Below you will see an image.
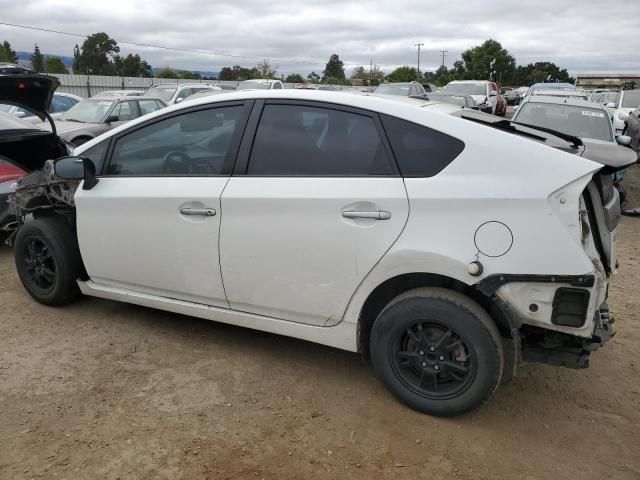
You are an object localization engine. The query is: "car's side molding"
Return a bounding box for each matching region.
[77,280,359,352]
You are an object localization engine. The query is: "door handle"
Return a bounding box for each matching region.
[180,207,216,217]
[342,210,391,220]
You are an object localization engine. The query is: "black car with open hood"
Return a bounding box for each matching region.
[0,74,69,230]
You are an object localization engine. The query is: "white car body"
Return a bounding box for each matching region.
[442,80,498,114]
[530,89,589,101]
[603,90,640,135]
[67,90,608,346]
[12,89,628,415]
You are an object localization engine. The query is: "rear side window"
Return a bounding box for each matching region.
[381,115,464,177]
[247,104,394,176]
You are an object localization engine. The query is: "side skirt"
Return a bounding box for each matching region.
[77,280,358,352]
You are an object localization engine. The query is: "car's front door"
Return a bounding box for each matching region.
[219,101,409,326]
[74,101,251,307]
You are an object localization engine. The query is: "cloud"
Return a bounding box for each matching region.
[0,0,638,75]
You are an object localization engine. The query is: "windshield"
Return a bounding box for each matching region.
[443,83,486,96]
[427,93,467,107]
[143,86,177,103]
[375,84,410,96]
[61,99,115,123]
[0,104,12,112]
[237,81,272,90]
[622,92,640,108]
[514,103,613,142]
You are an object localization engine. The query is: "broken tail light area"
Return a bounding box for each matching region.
[0,157,27,184]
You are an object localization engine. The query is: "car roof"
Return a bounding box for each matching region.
[530,82,576,89]
[0,110,45,131]
[84,96,119,102]
[520,96,607,109]
[446,80,488,84]
[74,89,465,154]
[532,89,587,96]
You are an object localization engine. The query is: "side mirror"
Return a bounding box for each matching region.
[53,156,99,190]
[14,110,26,118]
[616,135,632,146]
[489,91,497,97]
[175,97,184,103]
[618,112,629,122]
[606,102,616,108]
[106,115,119,123]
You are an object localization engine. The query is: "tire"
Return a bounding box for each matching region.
[370,287,503,417]
[14,216,83,306]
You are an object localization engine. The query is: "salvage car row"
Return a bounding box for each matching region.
[1,71,639,417]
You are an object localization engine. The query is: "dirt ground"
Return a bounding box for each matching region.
[1,182,640,480]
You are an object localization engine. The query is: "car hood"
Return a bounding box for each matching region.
[0,74,59,120]
[580,140,637,172]
[40,120,98,134]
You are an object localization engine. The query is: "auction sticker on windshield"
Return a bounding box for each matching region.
[582,111,605,118]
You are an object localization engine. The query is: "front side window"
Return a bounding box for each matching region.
[381,115,465,177]
[106,106,246,176]
[113,101,137,121]
[247,104,393,176]
[80,140,109,173]
[138,99,163,116]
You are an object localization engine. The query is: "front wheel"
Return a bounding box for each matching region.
[14,217,84,306]
[370,287,503,416]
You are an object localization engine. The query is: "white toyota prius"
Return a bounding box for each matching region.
[7,87,636,416]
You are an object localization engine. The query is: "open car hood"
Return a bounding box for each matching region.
[580,140,638,173]
[0,74,59,121]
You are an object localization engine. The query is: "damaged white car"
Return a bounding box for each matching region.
[7,90,635,416]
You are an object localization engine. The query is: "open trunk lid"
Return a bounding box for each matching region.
[0,74,60,121]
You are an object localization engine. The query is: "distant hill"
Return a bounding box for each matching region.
[17,51,219,78]
[16,51,74,69]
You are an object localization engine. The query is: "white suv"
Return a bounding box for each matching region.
[8,91,633,416]
[442,80,499,114]
[142,83,223,105]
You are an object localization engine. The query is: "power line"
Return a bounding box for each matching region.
[0,21,403,70]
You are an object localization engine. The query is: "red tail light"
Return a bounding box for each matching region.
[0,158,27,183]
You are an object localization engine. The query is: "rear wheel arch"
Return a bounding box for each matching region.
[357,272,514,357]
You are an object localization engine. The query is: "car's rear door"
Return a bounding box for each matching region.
[74,101,252,307]
[219,100,409,326]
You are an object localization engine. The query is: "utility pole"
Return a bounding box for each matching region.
[370,57,373,84]
[440,50,448,67]
[414,43,424,73]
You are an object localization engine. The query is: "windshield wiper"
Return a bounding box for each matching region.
[62,118,83,123]
[512,121,583,148]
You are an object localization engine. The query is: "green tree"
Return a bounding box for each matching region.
[323,54,345,81]
[0,40,18,63]
[513,62,574,86]
[459,39,515,84]
[113,53,153,77]
[44,57,68,74]
[75,32,120,75]
[307,71,320,83]
[433,65,453,86]
[285,73,305,83]
[156,66,180,78]
[386,66,420,82]
[254,59,277,79]
[31,44,45,72]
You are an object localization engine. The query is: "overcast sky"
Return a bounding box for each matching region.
[1,0,638,76]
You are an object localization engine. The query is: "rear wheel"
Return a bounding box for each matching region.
[14,217,83,306]
[370,287,503,416]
